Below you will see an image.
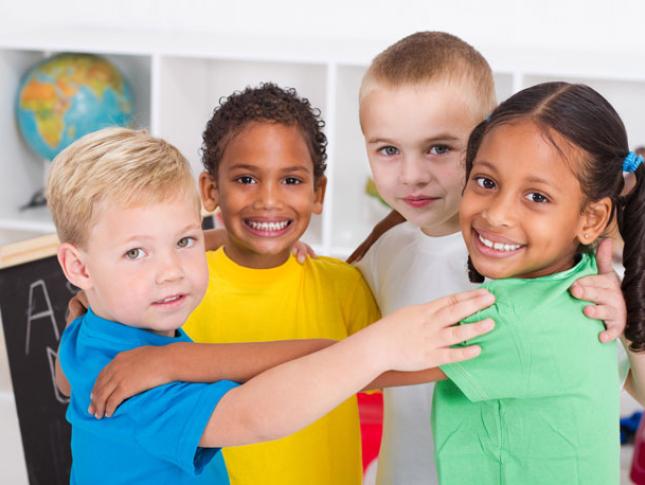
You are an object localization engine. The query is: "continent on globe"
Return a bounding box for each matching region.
[16,53,135,161]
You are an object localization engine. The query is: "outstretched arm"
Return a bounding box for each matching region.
[89,339,335,418]
[200,289,494,447]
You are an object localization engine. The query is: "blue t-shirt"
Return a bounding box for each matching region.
[59,309,238,485]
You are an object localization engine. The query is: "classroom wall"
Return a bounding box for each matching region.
[1,0,644,56]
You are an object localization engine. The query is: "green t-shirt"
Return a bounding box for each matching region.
[432,253,620,485]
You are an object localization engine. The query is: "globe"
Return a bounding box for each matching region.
[16,53,135,161]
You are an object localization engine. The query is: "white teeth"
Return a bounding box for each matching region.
[159,295,180,303]
[248,220,289,231]
[478,234,521,252]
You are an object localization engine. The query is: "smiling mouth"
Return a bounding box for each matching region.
[152,294,187,307]
[244,218,293,236]
[474,230,525,256]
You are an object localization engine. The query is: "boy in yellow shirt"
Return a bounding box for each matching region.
[184,83,380,484]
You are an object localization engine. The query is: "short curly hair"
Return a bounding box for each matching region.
[202,83,327,183]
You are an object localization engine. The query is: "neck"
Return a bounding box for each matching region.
[222,244,291,269]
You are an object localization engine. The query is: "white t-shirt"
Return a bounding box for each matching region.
[356,223,475,485]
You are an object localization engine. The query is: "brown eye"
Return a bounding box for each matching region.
[475,177,495,190]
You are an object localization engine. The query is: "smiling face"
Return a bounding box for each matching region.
[460,119,600,279]
[201,122,325,269]
[79,190,208,335]
[360,80,483,236]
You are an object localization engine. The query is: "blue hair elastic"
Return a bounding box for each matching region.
[623,151,643,173]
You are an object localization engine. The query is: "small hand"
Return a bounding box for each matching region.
[569,238,626,343]
[66,291,88,326]
[291,241,316,264]
[89,345,170,419]
[377,289,496,372]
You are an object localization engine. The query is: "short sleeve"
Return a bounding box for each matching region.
[343,271,381,336]
[124,379,238,476]
[440,303,532,402]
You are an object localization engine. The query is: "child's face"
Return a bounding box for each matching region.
[360,81,482,236]
[201,122,325,268]
[460,119,591,279]
[80,191,208,335]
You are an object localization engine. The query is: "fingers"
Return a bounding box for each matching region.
[442,319,494,347]
[291,242,317,264]
[595,238,614,275]
[583,305,623,343]
[430,289,495,321]
[571,273,620,296]
[440,344,482,364]
[571,283,622,307]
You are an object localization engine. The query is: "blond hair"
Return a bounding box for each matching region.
[46,128,199,247]
[360,31,496,118]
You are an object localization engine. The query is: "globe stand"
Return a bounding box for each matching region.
[19,160,50,211]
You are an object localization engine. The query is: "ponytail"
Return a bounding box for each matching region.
[618,164,645,351]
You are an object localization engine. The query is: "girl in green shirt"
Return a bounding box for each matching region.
[433,82,645,485]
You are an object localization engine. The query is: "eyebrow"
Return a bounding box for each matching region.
[228,163,312,174]
[367,133,461,145]
[121,223,202,244]
[474,160,560,190]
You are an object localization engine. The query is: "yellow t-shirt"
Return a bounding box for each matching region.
[183,248,381,485]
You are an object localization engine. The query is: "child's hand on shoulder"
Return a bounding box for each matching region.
[569,238,626,343]
[371,289,496,372]
[291,240,316,264]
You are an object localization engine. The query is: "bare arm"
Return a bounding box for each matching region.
[90,339,335,418]
[200,289,495,447]
[364,367,447,390]
[622,338,645,406]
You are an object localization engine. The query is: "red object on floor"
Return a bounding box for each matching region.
[357,392,383,471]
[632,415,645,484]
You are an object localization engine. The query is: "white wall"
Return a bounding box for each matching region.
[1,0,644,55]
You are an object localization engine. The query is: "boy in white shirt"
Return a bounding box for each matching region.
[353,31,628,484]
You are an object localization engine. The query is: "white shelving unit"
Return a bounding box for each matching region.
[1,28,645,256]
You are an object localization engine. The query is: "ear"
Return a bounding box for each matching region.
[199,171,219,212]
[576,197,612,246]
[312,176,327,215]
[57,243,92,291]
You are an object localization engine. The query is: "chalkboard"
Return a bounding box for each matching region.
[0,235,72,485]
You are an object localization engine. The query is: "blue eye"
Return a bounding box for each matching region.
[526,192,549,204]
[125,248,145,260]
[475,176,496,190]
[236,176,256,184]
[283,177,302,185]
[177,236,196,249]
[379,146,399,157]
[429,145,450,155]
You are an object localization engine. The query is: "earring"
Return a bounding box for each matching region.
[583,233,589,240]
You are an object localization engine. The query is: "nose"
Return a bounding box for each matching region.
[398,155,432,186]
[481,192,515,228]
[155,250,184,285]
[252,180,282,210]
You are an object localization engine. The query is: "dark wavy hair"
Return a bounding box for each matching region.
[464,82,645,350]
[201,83,327,183]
